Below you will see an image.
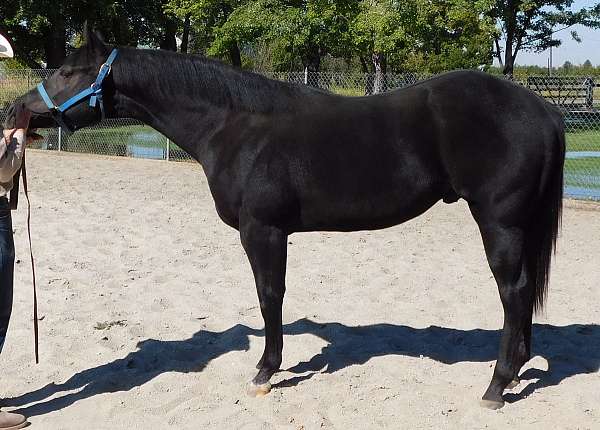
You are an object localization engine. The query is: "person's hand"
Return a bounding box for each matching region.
[2,128,18,146]
[3,128,25,147]
[3,104,32,146]
[3,129,43,146]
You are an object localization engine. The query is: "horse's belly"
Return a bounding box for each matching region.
[295,181,443,232]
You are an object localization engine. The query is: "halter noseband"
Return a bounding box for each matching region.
[36,48,118,132]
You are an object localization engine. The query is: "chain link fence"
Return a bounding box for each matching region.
[1,68,599,199]
[263,71,431,96]
[0,68,191,161]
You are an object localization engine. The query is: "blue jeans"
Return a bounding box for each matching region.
[0,196,14,354]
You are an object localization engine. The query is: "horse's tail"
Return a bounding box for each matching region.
[528,112,565,313]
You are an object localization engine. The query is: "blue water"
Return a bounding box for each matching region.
[565,151,600,159]
[127,144,166,160]
[126,131,167,160]
[565,186,600,200]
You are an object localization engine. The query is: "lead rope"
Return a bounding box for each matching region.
[20,151,39,364]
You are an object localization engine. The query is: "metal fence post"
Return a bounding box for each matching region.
[585,77,594,110]
[58,127,62,151]
[166,137,170,161]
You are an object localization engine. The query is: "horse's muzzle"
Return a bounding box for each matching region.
[4,99,57,130]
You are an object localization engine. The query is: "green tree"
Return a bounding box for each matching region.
[562,60,573,71]
[1,0,183,68]
[405,0,495,72]
[1,0,85,67]
[0,0,44,67]
[350,0,494,90]
[491,0,600,78]
[206,0,360,71]
[166,0,249,66]
[104,0,181,50]
[351,0,406,87]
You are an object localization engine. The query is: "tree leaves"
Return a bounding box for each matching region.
[3,0,598,74]
[490,0,600,77]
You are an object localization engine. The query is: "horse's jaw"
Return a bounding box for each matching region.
[3,88,57,130]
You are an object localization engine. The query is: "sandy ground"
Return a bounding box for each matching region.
[1,150,598,429]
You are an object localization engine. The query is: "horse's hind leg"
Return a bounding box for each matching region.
[470,207,534,409]
[239,215,287,397]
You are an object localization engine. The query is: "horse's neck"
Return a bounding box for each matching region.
[111,49,306,165]
[112,52,227,162]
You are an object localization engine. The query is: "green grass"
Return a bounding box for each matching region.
[566,130,600,152]
[73,125,147,136]
[330,86,365,97]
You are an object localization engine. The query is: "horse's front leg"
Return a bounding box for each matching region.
[240,214,288,397]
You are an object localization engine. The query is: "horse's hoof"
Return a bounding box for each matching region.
[506,378,520,389]
[480,399,505,410]
[247,381,272,397]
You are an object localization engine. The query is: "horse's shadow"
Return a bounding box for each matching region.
[5,319,599,417]
[276,320,600,405]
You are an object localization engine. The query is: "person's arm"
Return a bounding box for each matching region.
[0,130,25,183]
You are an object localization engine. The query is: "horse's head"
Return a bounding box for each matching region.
[4,27,116,131]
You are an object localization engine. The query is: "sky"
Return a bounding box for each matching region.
[512,0,600,67]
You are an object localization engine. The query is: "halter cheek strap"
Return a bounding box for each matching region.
[36,48,118,132]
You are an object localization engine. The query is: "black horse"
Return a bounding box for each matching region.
[5,29,565,409]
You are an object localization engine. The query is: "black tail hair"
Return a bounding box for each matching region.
[528,115,565,313]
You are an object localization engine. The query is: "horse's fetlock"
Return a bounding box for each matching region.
[493,362,515,384]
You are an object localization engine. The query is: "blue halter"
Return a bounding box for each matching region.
[36,48,118,132]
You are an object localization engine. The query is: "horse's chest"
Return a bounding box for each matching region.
[206,173,242,229]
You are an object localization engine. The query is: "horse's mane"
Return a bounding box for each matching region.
[116,47,328,114]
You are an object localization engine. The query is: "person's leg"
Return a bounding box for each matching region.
[0,196,27,429]
[0,197,15,355]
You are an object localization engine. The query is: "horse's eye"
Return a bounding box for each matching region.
[60,68,73,78]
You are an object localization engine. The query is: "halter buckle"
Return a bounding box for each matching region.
[98,62,112,76]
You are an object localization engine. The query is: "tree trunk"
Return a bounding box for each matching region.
[372,52,387,94]
[110,10,134,46]
[160,19,178,51]
[494,38,503,67]
[359,56,369,73]
[44,13,66,68]
[228,43,242,67]
[360,56,373,95]
[502,53,515,79]
[502,1,517,79]
[180,14,191,54]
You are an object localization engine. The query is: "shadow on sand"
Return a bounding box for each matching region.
[5,319,599,417]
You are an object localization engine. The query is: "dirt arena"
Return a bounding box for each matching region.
[2,151,599,429]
